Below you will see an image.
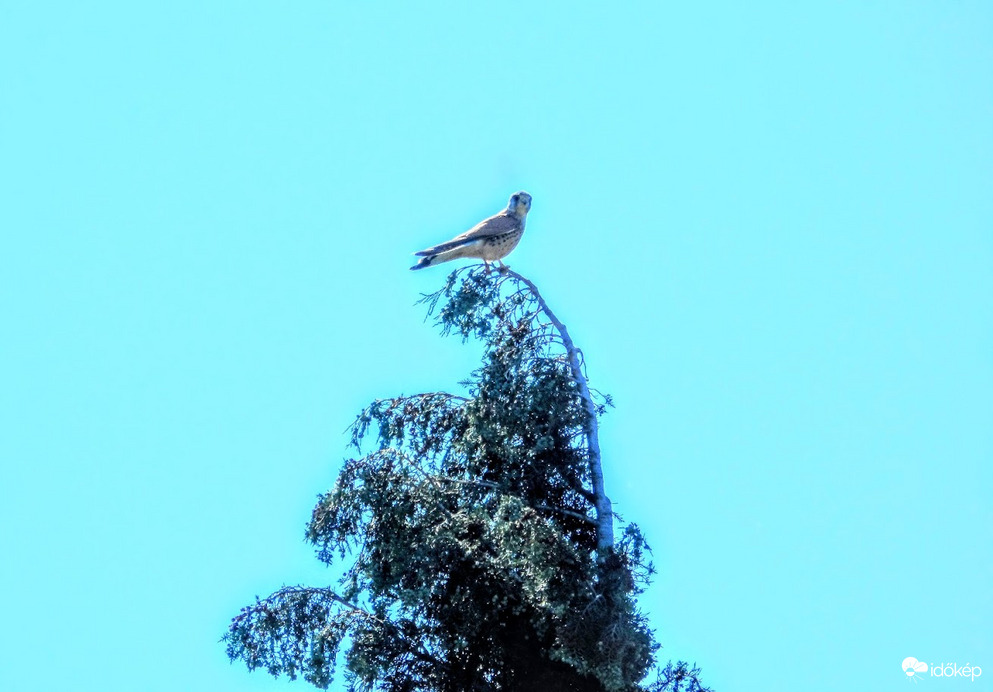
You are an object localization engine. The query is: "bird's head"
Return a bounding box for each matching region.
[509,191,532,216]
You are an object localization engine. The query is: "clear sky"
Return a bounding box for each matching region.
[1,2,991,691]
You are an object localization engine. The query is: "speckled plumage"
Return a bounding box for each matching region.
[410,192,532,271]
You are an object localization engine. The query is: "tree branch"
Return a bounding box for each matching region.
[534,504,598,527]
[501,269,615,555]
[433,476,598,527]
[269,586,445,672]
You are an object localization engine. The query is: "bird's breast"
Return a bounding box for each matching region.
[481,229,524,260]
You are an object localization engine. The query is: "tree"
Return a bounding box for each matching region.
[224,267,710,692]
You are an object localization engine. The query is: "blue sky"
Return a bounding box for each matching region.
[1,2,991,691]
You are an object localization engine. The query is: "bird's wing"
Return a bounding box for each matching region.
[414,212,519,256]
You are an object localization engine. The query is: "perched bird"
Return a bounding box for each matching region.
[410,191,532,271]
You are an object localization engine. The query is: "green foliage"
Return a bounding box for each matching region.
[225,267,709,692]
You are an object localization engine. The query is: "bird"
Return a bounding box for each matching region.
[410,191,532,271]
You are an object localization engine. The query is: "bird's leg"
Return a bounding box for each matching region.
[498,261,510,273]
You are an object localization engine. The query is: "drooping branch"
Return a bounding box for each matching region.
[252,587,447,673]
[502,269,614,556]
[276,585,380,623]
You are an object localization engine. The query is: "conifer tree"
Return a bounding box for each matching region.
[225,267,710,692]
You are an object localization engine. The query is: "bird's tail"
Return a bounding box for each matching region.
[410,254,437,270]
[410,243,478,270]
